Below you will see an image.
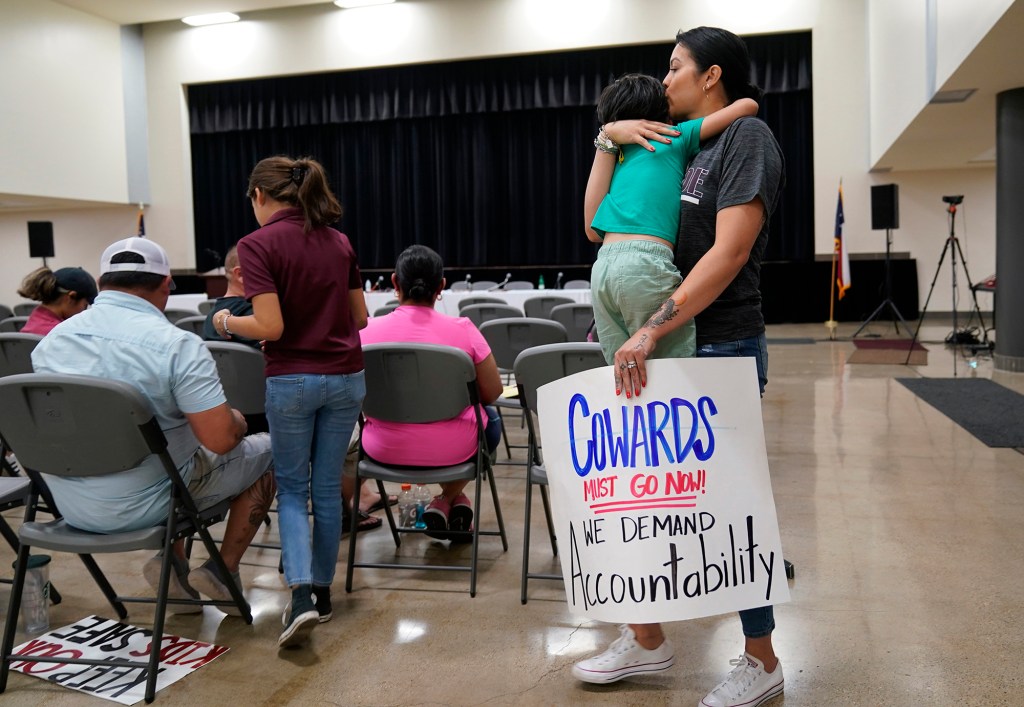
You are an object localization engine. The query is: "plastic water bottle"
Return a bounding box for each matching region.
[413,484,432,529]
[17,555,51,634]
[538,274,546,290]
[364,279,372,292]
[397,484,416,528]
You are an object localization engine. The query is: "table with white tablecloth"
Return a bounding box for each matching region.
[170,288,590,318]
[365,288,591,317]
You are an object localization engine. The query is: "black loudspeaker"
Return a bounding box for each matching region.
[27,221,55,258]
[871,184,899,230]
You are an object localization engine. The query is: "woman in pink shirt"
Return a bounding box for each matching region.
[17,266,97,335]
[360,245,503,539]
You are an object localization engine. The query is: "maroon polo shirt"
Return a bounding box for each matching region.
[238,207,364,376]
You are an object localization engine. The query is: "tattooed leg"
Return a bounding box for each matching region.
[220,471,277,572]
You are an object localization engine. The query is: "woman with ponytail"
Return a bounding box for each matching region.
[212,155,367,649]
[17,266,97,335]
[359,244,503,540]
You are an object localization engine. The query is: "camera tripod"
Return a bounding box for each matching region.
[852,226,907,337]
[905,198,991,375]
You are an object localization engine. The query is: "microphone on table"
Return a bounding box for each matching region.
[556,271,564,289]
[465,273,473,291]
[489,272,511,291]
[374,275,385,291]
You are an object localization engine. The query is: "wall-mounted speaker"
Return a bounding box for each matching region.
[871,184,899,230]
[27,221,55,258]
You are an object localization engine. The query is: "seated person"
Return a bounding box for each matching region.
[202,245,260,349]
[202,244,268,434]
[358,245,503,539]
[16,266,97,335]
[32,236,276,614]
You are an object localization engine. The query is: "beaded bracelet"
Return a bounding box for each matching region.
[594,127,618,155]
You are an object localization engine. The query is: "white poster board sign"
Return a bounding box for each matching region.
[537,357,789,624]
[11,615,229,704]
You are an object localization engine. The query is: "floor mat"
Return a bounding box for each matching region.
[897,377,1024,447]
[848,338,928,365]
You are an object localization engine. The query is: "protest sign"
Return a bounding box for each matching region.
[10,615,228,704]
[536,357,789,624]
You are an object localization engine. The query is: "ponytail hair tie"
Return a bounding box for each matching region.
[291,166,307,185]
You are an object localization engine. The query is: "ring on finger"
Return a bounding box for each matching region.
[626,361,638,369]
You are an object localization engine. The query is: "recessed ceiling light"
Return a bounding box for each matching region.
[929,88,977,104]
[334,0,396,8]
[181,12,241,27]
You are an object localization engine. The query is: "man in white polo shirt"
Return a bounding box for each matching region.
[32,236,276,614]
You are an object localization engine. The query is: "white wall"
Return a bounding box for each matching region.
[0,0,999,312]
[0,0,128,203]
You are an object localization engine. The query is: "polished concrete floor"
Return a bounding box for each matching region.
[2,320,1022,706]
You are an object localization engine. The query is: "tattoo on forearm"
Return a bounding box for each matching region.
[633,334,649,351]
[644,300,679,329]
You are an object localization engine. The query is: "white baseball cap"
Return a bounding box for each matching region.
[100,237,171,277]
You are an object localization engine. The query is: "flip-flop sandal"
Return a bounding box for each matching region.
[341,509,383,535]
[364,494,399,514]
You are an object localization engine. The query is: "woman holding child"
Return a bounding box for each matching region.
[575,26,786,707]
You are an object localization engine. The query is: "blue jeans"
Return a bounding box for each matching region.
[696,332,775,638]
[266,371,365,588]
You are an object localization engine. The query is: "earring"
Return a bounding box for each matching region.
[703,83,710,95]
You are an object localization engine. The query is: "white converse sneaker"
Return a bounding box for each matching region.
[572,624,675,684]
[700,652,784,707]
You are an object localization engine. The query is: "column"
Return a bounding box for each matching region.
[995,87,1024,371]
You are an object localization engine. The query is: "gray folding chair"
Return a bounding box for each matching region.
[0,317,29,333]
[203,341,276,549]
[563,279,591,290]
[346,343,508,598]
[549,303,596,342]
[513,342,606,603]
[0,333,42,379]
[12,303,35,317]
[175,315,208,336]
[523,295,574,319]
[197,298,218,315]
[373,303,400,317]
[0,373,251,704]
[450,281,470,292]
[478,318,567,463]
[0,333,43,475]
[163,308,196,324]
[0,306,12,322]
[460,303,523,328]
[205,341,265,415]
[470,280,499,290]
[457,296,506,311]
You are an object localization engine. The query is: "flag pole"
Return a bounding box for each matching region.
[826,247,838,340]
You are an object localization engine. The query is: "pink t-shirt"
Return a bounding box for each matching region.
[359,305,491,467]
[20,306,63,336]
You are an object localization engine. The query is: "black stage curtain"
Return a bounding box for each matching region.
[189,33,812,273]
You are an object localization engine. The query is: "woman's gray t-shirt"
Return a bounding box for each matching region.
[674,116,785,346]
